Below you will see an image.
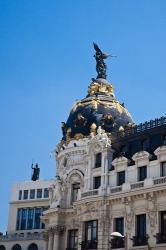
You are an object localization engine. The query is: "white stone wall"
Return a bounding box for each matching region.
[42,132,166,250]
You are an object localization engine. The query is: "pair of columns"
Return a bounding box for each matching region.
[44,225,66,250]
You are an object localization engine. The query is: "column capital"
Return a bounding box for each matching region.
[49,225,66,235]
[43,231,49,241]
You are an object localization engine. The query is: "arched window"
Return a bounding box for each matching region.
[0,245,6,250]
[28,243,38,250]
[12,244,22,250]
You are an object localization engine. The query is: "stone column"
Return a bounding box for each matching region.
[52,225,66,250]
[48,229,54,250]
[43,231,49,250]
[53,233,59,250]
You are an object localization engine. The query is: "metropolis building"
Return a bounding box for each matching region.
[1,44,166,250]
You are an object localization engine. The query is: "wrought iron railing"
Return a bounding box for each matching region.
[156,233,166,244]
[114,116,166,139]
[80,240,97,249]
[110,237,124,249]
[132,235,148,246]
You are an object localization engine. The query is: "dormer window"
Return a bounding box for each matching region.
[138,166,147,181]
[95,153,102,168]
[117,171,125,186]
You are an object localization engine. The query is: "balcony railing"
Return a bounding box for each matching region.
[80,240,97,249]
[114,116,166,139]
[81,190,99,198]
[0,232,44,242]
[132,235,148,246]
[111,237,124,249]
[110,186,122,194]
[81,176,166,200]
[154,176,166,185]
[156,233,166,244]
[131,181,144,190]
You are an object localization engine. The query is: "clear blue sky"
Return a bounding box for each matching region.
[0,0,166,232]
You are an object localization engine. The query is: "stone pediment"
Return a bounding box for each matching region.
[132,151,150,166]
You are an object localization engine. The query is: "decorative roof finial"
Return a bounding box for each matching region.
[93,42,116,79]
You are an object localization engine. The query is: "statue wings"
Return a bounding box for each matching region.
[93,42,110,59]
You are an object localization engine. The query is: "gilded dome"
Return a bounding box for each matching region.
[61,78,134,142]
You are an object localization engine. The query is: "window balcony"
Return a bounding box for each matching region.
[154,176,166,185]
[130,181,144,190]
[81,190,99,198]
[156,233,166,244]
[111,237,124,249]
[132,235,148,246]
[80,240,97,249]
[110,186,122,194]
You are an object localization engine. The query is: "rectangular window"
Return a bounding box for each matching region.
[160,211,166,235]
[138,166,147,181]
[115,217,124,236]
[44,188,49,198]
[161,162,166,177]
[19,190,22,200]
[34,207,42,229]
[16,209,22,230]
[85,220,98,242]
[20,209,28,230]
[23,190,28,200]
[136,214,146,237]
[94,176,101,189]
[30,189,35,199]
[37,189,42,198]
[67,229,78,249]
[27,208,34,229]
[117,171,125,186]
[16,207,47,231]
[95,153,102,168]
[72,183,80,203]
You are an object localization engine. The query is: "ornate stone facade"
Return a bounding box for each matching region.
[42,124,166,250]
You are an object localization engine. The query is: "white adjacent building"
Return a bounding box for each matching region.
[0,178,54,250]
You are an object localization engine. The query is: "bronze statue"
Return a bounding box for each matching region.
[93,42,116,79]
[31,163,40,181]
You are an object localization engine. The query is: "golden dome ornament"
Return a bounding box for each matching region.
[66,128,72,143]
[90,123,97,135]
